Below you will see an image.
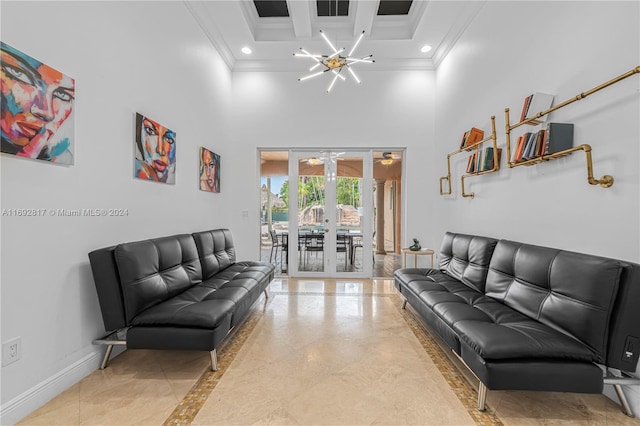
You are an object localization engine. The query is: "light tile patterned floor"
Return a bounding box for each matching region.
[18,279,640,426]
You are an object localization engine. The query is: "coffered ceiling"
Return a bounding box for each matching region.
[184,1,485,72]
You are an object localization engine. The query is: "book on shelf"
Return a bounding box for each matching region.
[479,147,502,171]
[535,129,547,157]
[521,133,535,160]
[512,135,526,163]
[544,123,574,155]
[521,92,554,124]
[460,131,470,149]
[466,154,475,173]
[520,94,533,122]
[460,127,485,148]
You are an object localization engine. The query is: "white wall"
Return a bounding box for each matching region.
[432,0,640,413]
[2,0,639,422]
[229,70,435,259]
[0,1,233,422]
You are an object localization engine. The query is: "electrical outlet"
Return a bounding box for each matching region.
[2,337,22,367]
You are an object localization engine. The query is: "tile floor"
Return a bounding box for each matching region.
[17,279,640,426]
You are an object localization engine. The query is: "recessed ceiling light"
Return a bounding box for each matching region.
[241,47,252,55]
[420,45,432,53]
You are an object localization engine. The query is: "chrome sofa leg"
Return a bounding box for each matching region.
[100,344,114,370]
[604,369,640,417]
[402,299,407,310]
[477,382,487,411]
[210,349,218,372]
[264,288,270,299]
[613,384,634,417]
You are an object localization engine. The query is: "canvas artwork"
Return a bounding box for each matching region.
[1,42,75,164]
[134,113,176,184]
[199,146,220,193]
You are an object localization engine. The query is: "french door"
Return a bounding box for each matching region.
[288,150,373,278]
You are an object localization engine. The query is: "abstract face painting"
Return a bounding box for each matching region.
[1,42,75,164]
[199,147,219,193]
[135,113,176,184]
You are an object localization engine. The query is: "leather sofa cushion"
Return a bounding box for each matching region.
[438,232,498,293]
[192,229,236,280]
[454,312,596,362]
[485,240,623,363]
[131,291,236,329]
[130,260,272,329]
[401,269,597,362]
[201,261,273,290]
[115,234,203,322]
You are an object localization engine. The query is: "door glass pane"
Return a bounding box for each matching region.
[260,151,289,275]
[335,155,364,273]
[298,156,325,272]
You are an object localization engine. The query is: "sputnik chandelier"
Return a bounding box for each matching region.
[294,29,374,93]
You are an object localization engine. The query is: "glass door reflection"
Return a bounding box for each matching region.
[289,151,372,278]
[297,155,326,273]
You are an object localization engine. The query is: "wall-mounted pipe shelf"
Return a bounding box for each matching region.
[439,116,499,198]
[505,66,640,188]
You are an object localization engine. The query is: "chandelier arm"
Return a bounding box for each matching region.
[298,69,329,81]
[327,72,341,93]
[345,55,373,62]
[348,31,365,57]
[326,48,345,60]
[297,49,323,61]
[331,69,346,81]
[346,66,361,84]
[320,30,338,53]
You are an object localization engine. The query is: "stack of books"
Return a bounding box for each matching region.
[459,127,485,149]
[512,122,574,163]
[467,147,502,173]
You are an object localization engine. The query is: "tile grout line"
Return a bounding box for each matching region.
[390,292,504,426]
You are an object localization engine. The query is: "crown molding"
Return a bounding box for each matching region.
[184,1,236,70]
[432,1,485,69]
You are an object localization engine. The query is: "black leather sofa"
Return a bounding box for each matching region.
[89,229,274,371]
[395,232,640,416]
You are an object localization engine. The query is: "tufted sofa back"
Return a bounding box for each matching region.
[89,229,241,331]
[485,240,623,364]
[192,229,236,280]
[114,234,203,323]
[438,232,498,293]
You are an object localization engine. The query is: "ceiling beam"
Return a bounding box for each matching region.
[352,0,378,36]
[287,0,313,38]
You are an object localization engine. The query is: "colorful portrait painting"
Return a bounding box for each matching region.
[199,147,219,193]
[1,42,75,164]
[135,113,176,184]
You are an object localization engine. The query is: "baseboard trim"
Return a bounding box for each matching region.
[0,350,101,425]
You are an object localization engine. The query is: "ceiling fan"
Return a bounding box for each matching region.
[375,152,401,165]
[301,152,346,166]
